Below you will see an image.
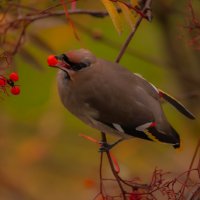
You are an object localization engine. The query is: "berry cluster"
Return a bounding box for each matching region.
[0,72,20,95]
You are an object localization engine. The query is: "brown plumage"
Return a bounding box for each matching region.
[49,49,195,149]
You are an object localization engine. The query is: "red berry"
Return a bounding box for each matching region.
[0,77,6,86]
[10,86,20,95]
[9,72,19,82]
[47,55,58,66]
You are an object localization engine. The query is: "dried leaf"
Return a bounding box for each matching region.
[101,0,122,34]
[117,2,136,29]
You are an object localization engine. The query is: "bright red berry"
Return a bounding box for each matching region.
[0,77,7,86]
[10,86,20,95]
[9,72,19,82]
[47,55,58,66]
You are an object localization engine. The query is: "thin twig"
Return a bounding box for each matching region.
[178,139,200,200]
[100,132,126,200]
[0,9,120,29]
[118,175,148,189]
[106,151,126,199]
[99,151,104,197]
[115,0,152,63]
[20,9,119,22]
[190,186,200,200]
[12,23,28,55]
[115,17,143,63]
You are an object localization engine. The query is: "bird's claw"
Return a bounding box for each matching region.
[98,138,123,152]
[98,141,112,152]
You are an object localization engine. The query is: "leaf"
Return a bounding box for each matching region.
[101,0,122,34]
[117,2,136,29]
[130,0,139,7]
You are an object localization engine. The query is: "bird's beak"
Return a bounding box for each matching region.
[47,54,71,73]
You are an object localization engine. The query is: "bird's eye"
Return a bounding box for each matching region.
[62,54,70,63]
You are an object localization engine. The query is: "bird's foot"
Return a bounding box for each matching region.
[99,141,113,152]
[98,138,123,152]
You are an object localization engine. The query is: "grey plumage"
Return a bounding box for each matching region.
[52,49,195,149]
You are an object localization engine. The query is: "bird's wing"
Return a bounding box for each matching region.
[86,90,155,140]
[158,90,195,119]
[73,59,180,146]
[131,70,195,120]
[80,60,164,140]
[85,84,180,146]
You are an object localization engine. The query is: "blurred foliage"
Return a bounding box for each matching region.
[0,0,199,199]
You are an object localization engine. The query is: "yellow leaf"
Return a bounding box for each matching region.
[117,2,137,29]
[101,0,122,34]
[130,0,138,7]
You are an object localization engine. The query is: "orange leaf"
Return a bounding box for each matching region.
[117,2,137,29]
[79,134,99,144]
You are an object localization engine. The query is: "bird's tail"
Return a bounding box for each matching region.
[169,125,180,149]
[159,90,195,120]
[146,123,180,149]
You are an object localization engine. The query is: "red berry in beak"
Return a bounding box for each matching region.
[47,55,58,66]
[11,86,20,95]
[9,72,19,82]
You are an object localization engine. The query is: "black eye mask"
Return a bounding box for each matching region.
[57,54,90,71]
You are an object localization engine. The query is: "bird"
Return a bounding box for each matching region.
[47,48,195,150]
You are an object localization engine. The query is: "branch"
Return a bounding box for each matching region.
[12,24,28,55]
[14,9,120,23]
[115,0,152,63]
[99,150,104,198]
[178,139,200,199]
[0,8,122,59]
[100,132,126,200]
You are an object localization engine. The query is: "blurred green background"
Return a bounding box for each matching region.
[0,0,199,199]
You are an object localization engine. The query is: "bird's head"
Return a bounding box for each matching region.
[47,49,96,77]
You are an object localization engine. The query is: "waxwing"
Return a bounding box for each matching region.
[47,49,195,149]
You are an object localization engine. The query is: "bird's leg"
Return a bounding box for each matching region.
[99,138,123,152]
